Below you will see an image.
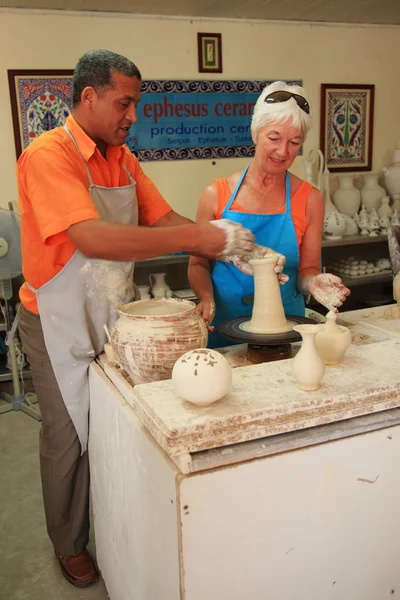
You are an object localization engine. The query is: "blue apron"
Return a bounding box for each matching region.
[209,166,305,348]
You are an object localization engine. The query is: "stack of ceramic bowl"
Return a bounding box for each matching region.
[329,256,390,278]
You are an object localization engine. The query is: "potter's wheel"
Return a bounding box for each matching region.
[218,315,317,361]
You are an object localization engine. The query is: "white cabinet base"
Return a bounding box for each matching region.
[89,363,400,600]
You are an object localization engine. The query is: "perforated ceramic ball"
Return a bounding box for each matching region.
[172,348,232,406]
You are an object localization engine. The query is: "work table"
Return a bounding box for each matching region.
[89,304,400,600]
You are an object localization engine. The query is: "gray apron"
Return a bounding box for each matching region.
[26,124,138,452]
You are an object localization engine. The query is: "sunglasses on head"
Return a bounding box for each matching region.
[264,91,310,114]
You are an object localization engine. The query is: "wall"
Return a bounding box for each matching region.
[0,10,399,218]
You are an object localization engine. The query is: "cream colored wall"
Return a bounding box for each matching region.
[0,11,399,218]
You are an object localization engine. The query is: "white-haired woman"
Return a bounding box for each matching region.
[188,81,350,348]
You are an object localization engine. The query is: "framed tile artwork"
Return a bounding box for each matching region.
[320,84,375,172]
[197,33,222,74]
[8,69,73,158]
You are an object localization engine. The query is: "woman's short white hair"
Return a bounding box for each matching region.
[251,81,312,142]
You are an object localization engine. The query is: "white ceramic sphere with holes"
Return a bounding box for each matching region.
[172,348,232,406]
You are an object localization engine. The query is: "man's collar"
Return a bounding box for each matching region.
[65,114,127,163]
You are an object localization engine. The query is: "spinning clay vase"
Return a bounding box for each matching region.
[172,348,232,406]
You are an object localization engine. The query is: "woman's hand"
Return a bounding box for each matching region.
[196,296,216,332]
[308,273,350,310]
[221,245,289,285]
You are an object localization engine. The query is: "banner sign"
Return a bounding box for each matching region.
[126,80,302,161]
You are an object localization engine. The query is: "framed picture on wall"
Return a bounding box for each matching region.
[8,69,73,159]
[197,33,222,74]
[320,83,375,172]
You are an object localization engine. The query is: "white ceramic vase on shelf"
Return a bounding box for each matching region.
[377,196,393,218]
[383,142,400,200]
[322,166,347,240]
[149,272,172,298]
[361,173,386,213]
[292,324,325,391]
[333,174,361,217]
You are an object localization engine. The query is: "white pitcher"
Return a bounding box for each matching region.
[149,272,172,298]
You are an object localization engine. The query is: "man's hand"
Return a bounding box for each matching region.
[221,245,289,285]
[195,296,216,332]
[308,273,350,310]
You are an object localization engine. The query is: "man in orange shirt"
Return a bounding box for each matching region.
[17,49,254,588]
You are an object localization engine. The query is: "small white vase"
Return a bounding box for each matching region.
[292,324,325,391]
[361,173,386,213]
[383,142,400,199]
[333,175,361,217]
[315,310,351,365]
[149,272,172,298]
[377,196,393,218]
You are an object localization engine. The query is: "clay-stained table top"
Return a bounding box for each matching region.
[132,333,400,457]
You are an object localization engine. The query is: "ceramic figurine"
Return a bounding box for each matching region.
[292,324,325,391]
[379,215,390,235]
[315,310,351,365]
[172,348,232,406]
[391,210,400,226]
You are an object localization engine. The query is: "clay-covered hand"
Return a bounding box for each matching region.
[308,273,350,310]
[221,244,289,285]
[196,296,216,332]
[210,219,255,256]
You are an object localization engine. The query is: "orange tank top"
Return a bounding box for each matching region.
[215,177,312,249]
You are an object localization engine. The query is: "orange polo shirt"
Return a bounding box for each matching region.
[17,115,172,314]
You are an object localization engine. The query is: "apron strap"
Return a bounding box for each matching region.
[285,171,291,213]
[64,124,94,188]
[224,165,250,212]
[64,125,135,188]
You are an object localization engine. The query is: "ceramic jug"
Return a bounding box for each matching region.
[149,272,172,298]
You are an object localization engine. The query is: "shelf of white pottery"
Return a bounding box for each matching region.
[321,234,387,248]
[340,272,392,287]
[136,253,189,267]
[130,337,400,457]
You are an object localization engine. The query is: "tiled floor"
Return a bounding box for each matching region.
[0,402,109,600]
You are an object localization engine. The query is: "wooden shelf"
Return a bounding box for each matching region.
[341,272,392,287]
[322,234,388,248]
[136,253,189,268]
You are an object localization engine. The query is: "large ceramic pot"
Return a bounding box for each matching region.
[333,174,361,217]
[111,298,208,384]
[361,173,386,213]
[383,143,400,201]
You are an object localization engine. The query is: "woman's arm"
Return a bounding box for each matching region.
[297,187,350,310]
[188,183,219,326]
[297,187,325,294]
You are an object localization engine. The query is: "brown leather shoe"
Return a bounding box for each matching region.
[55,549,99,587]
